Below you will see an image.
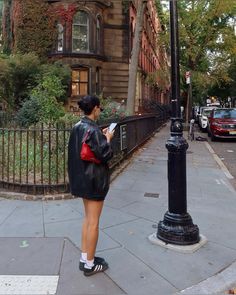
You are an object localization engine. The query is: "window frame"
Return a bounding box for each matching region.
[71,67,90,97]
[72,10,90,53]
[96,16,102,54]
[56,23,65,53]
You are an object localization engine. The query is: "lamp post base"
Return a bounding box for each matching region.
[157,211,200,245]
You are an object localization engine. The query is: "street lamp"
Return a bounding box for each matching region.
[157,0,200,245]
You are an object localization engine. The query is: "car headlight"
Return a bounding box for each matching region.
[212,122,221,127]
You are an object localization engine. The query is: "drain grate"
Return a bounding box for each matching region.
[144,192,159,198]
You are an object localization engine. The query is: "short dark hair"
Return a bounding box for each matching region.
[78,95,100,115]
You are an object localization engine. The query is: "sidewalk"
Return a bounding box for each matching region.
[0,123,236,294]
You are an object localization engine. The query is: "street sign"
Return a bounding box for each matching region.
[185,71,191,84]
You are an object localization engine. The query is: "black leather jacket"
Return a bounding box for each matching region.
[68,117,113,200]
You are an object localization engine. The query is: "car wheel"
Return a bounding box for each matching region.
[211,134,216,141]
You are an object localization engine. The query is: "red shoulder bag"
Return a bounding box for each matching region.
[80,130,101,164]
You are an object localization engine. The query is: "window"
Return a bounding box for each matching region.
[95,67,100,94]
[71,68,89,96]
[96,17,101,53]
[72,11,89,52]
[57,23,64,52]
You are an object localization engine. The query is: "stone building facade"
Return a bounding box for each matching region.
[48,0,170,112]
[3,0,170,112]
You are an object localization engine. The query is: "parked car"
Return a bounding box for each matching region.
[208,108,236,141]
[199,107,216,131]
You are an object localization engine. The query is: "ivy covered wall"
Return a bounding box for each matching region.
[2,0,57,57]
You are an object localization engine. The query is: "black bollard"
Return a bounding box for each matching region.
[157,0,200,245]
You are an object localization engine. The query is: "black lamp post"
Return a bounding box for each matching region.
[157,0,200,245]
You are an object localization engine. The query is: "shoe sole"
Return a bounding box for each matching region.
[84,264,109,276]
[79,257,106,271]
[79,263,84,271]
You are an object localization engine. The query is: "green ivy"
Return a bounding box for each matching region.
[12,0,57,57]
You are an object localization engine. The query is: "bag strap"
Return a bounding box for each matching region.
[82,129,90,143]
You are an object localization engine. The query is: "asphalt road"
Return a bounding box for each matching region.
[207,137,236,189]
[194,124,236,189]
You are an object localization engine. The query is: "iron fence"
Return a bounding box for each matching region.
[0,112,168,195]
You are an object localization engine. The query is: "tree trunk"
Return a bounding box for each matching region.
[126,1,146,115]
[186,81,192,123]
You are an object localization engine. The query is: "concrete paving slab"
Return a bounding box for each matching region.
[120,199,167,223]
[0,199,19,224]
[100,206,139,229]
[45,218,121,251]
[64,199,84,215]
[44,219,83,247]
[104,218,236,290]
[0,238,63,275]
[57,239,124,295]
[105,189,143,209]
[190,212,236,250]
[0,203,44,237]
[43,201,82,224]
[103,247,177,295]
[110,177,137,190]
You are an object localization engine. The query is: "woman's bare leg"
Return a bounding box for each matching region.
[81,199,104,260]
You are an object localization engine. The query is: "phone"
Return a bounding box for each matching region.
[108,123,117,132]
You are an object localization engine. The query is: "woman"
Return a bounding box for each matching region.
[68,95,114,276]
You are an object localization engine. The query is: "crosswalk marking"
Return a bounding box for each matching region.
[0,275,59,295]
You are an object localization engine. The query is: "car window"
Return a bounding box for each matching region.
[202,109,212,116]
[213,109,236,119]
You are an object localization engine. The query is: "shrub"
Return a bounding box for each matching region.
[0,54,71,111]
[16,98,41,127]
[17,75,66,127]
[98,96,128,123]
[57,112,81,126]
[0,53,41,109]
[40,61,71,103]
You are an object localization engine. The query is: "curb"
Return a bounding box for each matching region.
[204,142,234,179]
[176,260,236,294]
[0,191,75,201]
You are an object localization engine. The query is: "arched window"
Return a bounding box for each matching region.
[96,16,101,53]
[72,11,89,53]
[57,23,64,52]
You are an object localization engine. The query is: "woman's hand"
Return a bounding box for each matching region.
[103,128,114,143]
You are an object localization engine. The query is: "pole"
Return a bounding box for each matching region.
[157,0,200,245]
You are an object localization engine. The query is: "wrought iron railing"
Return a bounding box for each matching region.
[0,112,168,195]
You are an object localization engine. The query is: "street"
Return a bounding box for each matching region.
[208,138,236,189]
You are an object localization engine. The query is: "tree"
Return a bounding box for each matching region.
[126,1,147,114]
[159,0,236,109]
[208,57,236,104]
[0,1,3,51]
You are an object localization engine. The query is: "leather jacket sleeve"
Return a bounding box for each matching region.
[86,129,113,163]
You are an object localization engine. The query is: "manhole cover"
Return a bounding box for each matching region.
[144,192,159,198]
